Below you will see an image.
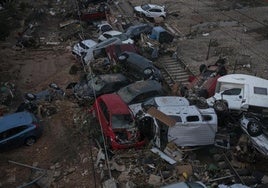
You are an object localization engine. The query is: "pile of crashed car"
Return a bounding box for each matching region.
[1,1,268,188]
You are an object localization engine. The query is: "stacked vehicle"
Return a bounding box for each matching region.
[69,0,268,160]
[207,74,268,155]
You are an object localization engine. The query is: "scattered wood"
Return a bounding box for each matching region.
[8,160,46,172]
[59,20,79,28]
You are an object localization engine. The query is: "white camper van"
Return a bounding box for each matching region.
[207,74,268,113]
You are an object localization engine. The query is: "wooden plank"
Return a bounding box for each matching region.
[146,107,176,127]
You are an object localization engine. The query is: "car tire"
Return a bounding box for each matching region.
[213,100,228,112]
[25,136,36,146]
[198,89,209,98]
[247,120,263,137]
[195,97,209,109]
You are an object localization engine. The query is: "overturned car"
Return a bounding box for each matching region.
[134,96,218,150]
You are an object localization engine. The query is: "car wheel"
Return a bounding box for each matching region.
[198,89,209,98]
[25,137,36,146]
[247,120,263,137]
[213,100,228,112]
[195,97,209,109]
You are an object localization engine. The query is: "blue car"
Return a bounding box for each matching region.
[0,111,43,151]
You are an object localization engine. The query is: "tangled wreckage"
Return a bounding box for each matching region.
[1,0,268,187]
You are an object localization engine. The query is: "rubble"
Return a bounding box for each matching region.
[1,0,268,188]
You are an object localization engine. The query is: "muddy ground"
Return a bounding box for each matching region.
[0,0,268,187]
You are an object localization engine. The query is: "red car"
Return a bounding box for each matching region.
[89,94,145,150]
[177,57,227,99]
[105,44,139,65]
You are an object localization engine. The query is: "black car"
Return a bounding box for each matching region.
[115,80,166,105]
[118,52,163,82]
[67,73,130,103]
[125,23,153,40]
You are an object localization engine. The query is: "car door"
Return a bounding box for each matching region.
[221,88,244,110]
[0,125,29,149]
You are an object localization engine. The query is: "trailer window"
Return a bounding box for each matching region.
[254,87,267,95]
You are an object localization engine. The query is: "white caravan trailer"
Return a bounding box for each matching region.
[207,74,268,112]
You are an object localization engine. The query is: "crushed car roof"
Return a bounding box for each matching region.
[98,94,131,114]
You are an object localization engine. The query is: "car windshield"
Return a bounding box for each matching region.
[141,4,150,11]
[88,76,105,92]
[117,87,136,104]
[111,114,134,129]
[79,42,89,50]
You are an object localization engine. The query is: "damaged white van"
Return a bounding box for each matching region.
[135,96,218,150]
[207,74,268,113]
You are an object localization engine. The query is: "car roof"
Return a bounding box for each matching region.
[106,44,138,54]
[95,37,122,49]
[120,80,163,95]
[99,94,131,114]
[81,39,97,47]
[103,30,122,36]
[121,52,153,69]
[147,4,165,9]
[218,73,268,86]
[98,73,128,83]
[0,112,34,132]
[126,23,151,30]
[157,105,216,117]
[146,96,190,107]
